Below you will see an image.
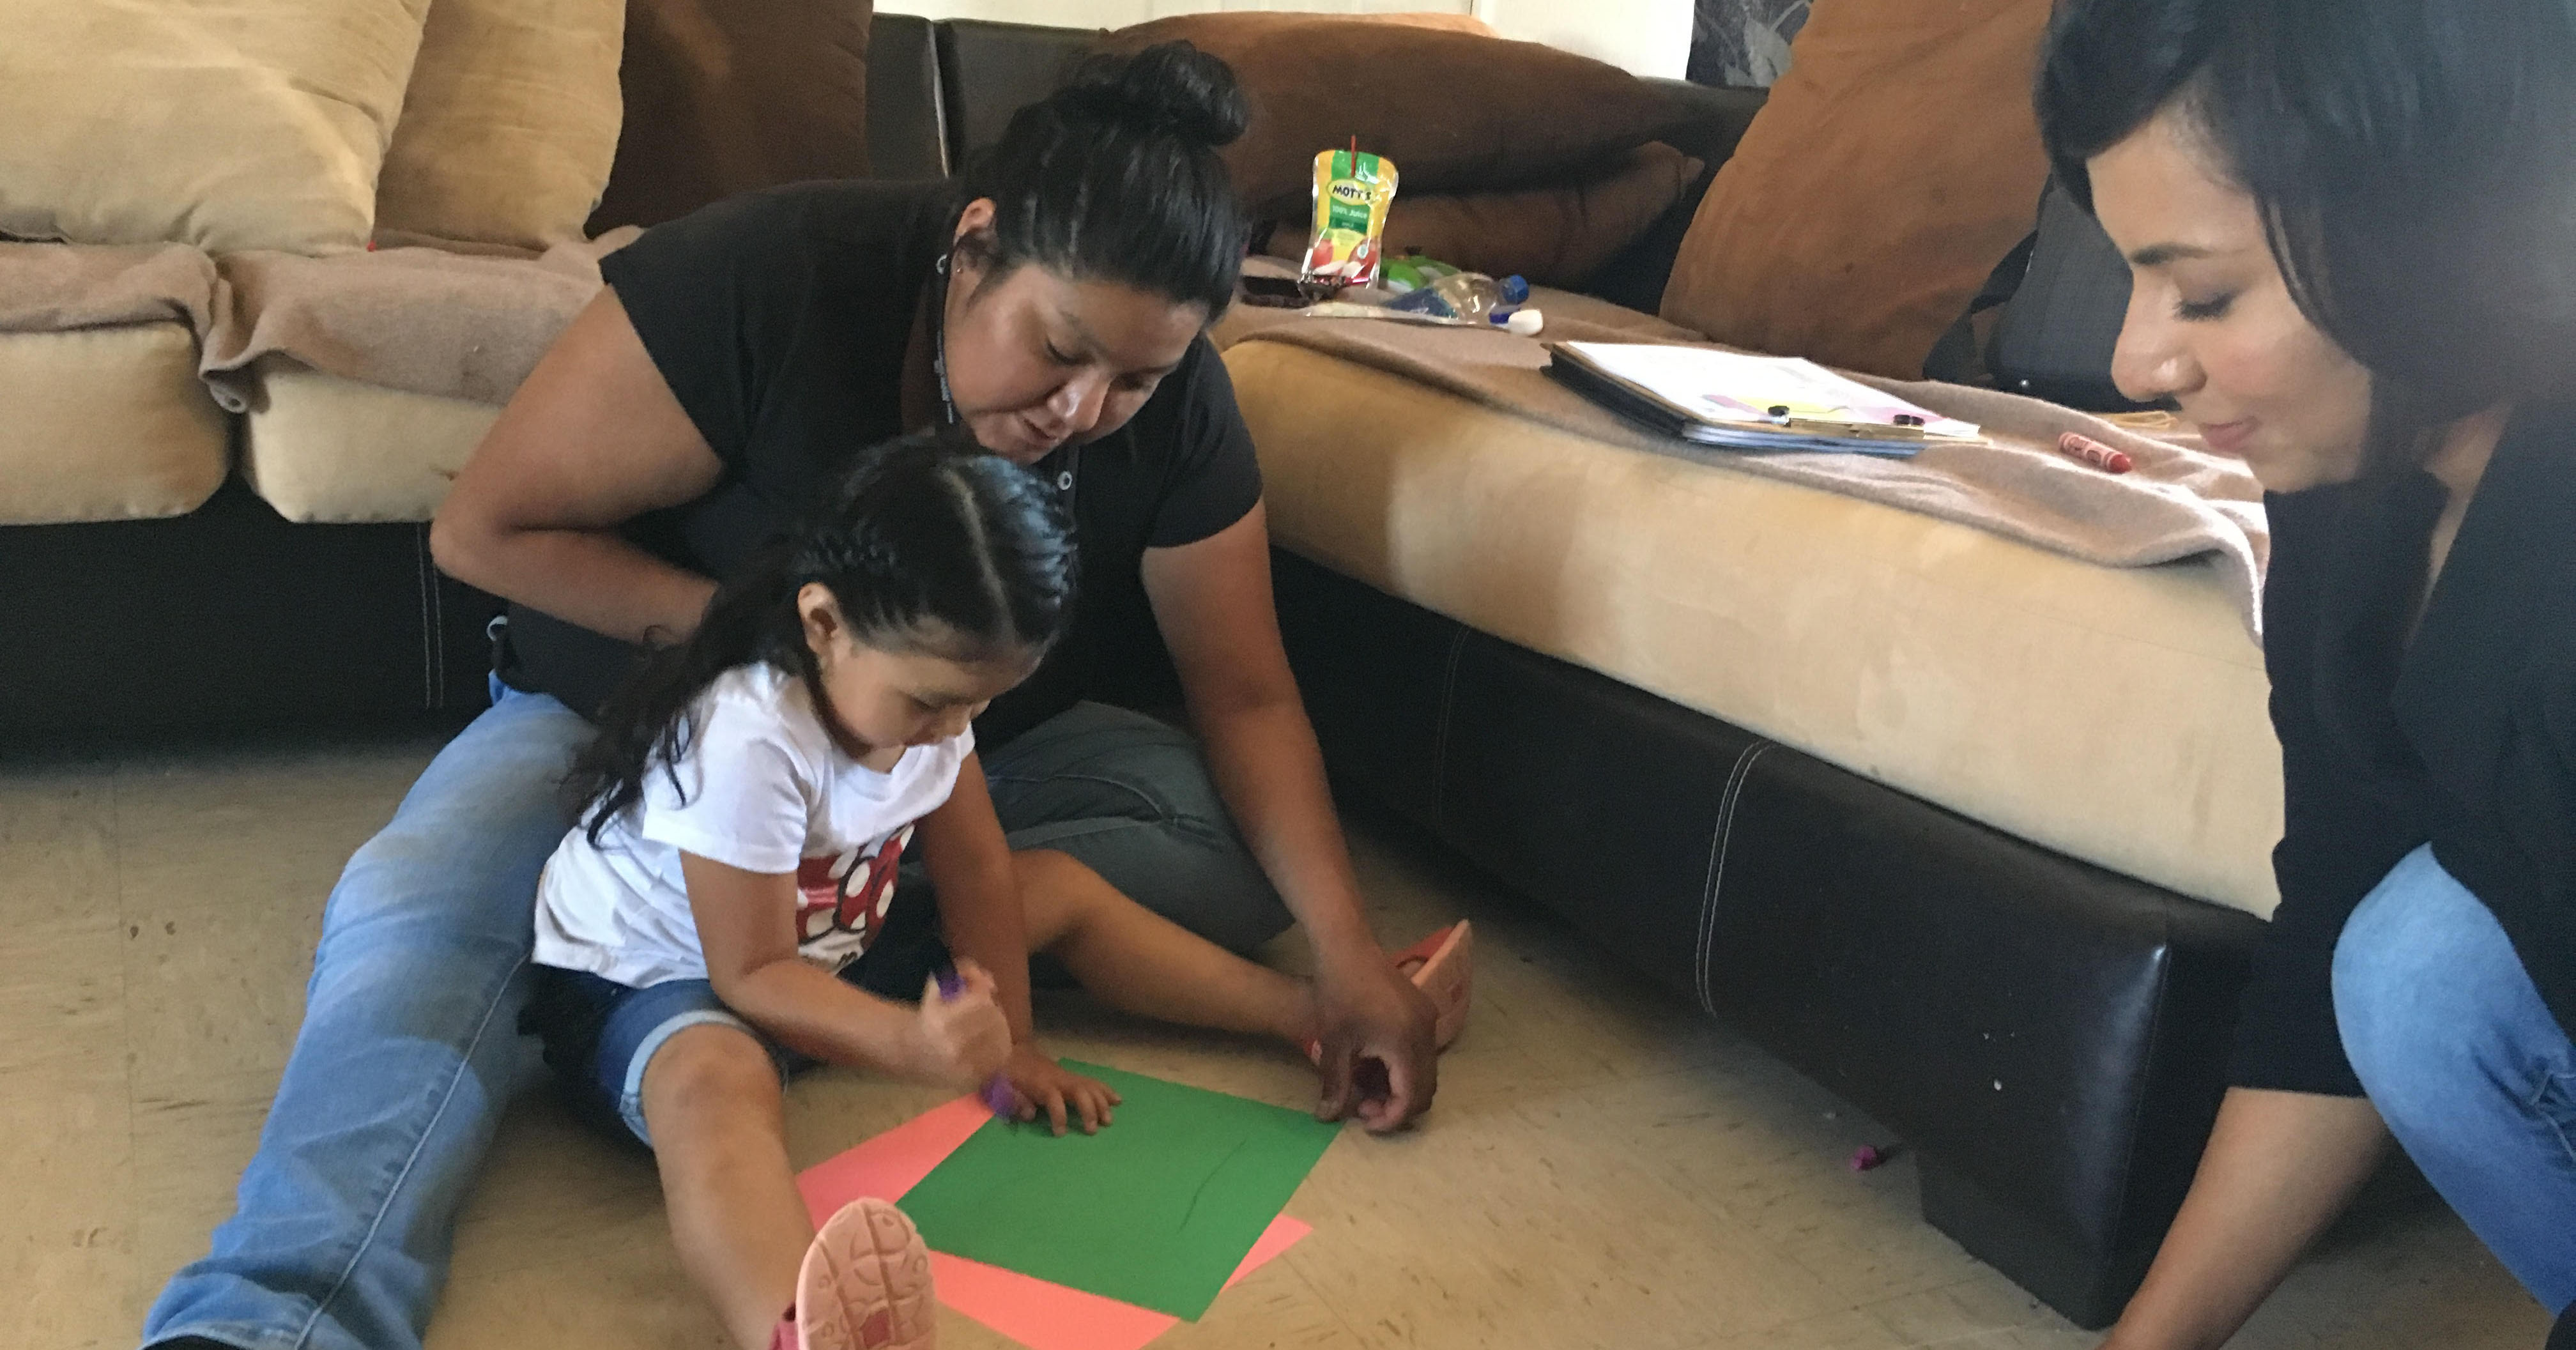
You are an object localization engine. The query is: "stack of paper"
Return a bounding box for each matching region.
[1547,342,1982,457]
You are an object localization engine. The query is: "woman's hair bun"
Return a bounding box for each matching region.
[1058,40,1249,150]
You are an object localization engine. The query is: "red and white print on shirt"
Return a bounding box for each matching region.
[793,824,913,974]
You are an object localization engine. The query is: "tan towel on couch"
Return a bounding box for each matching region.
[0,242,218,334]
[199,229,640,412]
[1230,310,2269,638]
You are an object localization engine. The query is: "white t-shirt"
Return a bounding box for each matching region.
[533,661,972,988]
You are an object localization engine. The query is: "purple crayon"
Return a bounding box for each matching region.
[934,967,1020,1119]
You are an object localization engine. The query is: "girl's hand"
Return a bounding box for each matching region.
[1001,1048,1121,1136]
[908,962,1011,1089]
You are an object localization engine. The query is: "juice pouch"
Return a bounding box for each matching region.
[1299,148,1399,290]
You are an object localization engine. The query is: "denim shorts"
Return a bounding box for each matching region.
[523,885,949,1149]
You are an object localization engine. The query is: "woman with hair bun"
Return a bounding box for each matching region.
[141,43,1460,1350]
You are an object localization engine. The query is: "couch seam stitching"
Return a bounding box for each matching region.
[1698,740,1772,1017]
[1431,626,1466,834]
[415,527,437,710]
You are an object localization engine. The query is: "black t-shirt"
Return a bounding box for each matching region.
[501,181,1265,748]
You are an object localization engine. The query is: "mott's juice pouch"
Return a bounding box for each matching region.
[1300,148,1399,289]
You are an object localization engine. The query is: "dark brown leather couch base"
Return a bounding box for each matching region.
[1273,548,2267,1328]
[1,480,497,740]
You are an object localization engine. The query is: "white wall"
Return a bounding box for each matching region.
[874,0,1694,78]
[1467,0,1692,78]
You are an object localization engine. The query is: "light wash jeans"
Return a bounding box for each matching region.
[2336,843,2576,1313]
[141,680,591,1350]
[142,692,1284,1350]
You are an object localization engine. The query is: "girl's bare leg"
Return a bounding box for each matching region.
[1017,847,1315,1046]
[640,1023,811,1350]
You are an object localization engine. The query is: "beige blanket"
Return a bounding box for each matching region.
[199,229,640,412]
[1228,309,2269,637]
[0,242,217,334]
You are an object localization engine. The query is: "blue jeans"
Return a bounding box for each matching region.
[142,679,592,1350]
[982,702,1291,955]
[142,694,1284,1350]
[2335,843,2576,1312]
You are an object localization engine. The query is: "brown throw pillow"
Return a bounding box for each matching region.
[588,0,873,233]
[1262,143,1705,289]
[376,0,626,249]
[1658,0,2053,378]
[1098,13,1691,219]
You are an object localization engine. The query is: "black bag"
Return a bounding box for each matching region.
[1922,180,2160,413]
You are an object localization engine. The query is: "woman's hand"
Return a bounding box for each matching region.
[1313,942,1438,1133]
[1000,1048,1122,1136]
[907,962,1012,1090]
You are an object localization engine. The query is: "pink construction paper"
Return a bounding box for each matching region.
[797,1094,994,1225]
[797,1095,1313,1350]
[929,1216,1312,1350]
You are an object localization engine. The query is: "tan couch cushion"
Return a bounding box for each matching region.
[1659,0,2052,379]
[243,361,498,523]
[0,0,431,254]
[374,0,626,249]
[1099,13,1689,219]
[1227,341,2283,918]
[0,326,229,525]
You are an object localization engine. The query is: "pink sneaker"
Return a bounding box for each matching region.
[1393,920,1474,1052]
[778,1198,937,1350]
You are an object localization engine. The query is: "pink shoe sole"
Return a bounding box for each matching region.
[1394,920,1473,1052]
[1304,920,1476,1062]
[794,1198,938,1350]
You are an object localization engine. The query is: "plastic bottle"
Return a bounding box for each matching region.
[1388,272,1530,322]
[1381,251,1462,296]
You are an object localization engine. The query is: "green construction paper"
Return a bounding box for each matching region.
[896,1061,1340,1319]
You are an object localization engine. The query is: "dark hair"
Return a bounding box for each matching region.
[2036,0,2576,467]
[955,40,1249,319]
[565,431,1077,842]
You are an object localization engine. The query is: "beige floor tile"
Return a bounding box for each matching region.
[429,1240,733,1350]
[1533,1060,1973,1305]
[2228,1197,2549,1349]
[0,767,140,1348]
[112,744,436,1094]
[1853,1270,2088,1346]
[449,1092,676,1282]
[1,732,2556,1350]
[0,765,124,1074]
[4,1057,140,1350]
[124,1082,291,1303]
[1280,1096,1846,1350]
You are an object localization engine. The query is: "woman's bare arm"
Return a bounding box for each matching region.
[1142,503,1439,1131]
[429,289,726,645]
[2104,1087,2388,1349]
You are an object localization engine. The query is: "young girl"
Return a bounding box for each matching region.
[525,433,1469,1350]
